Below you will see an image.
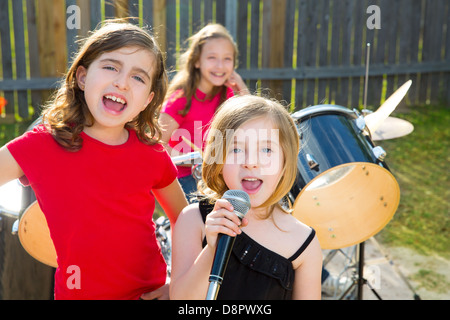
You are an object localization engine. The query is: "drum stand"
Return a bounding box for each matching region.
[335,242,382,300]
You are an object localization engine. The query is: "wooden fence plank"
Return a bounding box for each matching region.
[89,0,102,29]
[445,1,450,104]
[248,0,260,93]
[12,0,28,118]
[385,0,400,106]
[350,0,364,108]
[128,0,140,21]
[267,0,286,100]
[369,0,388,109]
[66,0,78,66]
[25,0,41,116]
[153,0,167,57]
[191,0,202,33]
[419,0,440,103]
[203,0,213,24]
[304,0,320,106]
[328,0,342,105]
[216,0,226,26]
[236,0,249,71]
[428,0,445,103]
[141,0,153,27]
[295,0,307,106]
[337,0,352,107]
[317,0,330,107]
[165,0,177,71]
[1,0,449,123]
[0,0,15,120]
[282,0,296,104]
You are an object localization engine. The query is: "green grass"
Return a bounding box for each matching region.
[375,104,449,258]
[0,120,33,147]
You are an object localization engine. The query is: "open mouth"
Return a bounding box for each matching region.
[241,178,262,193]
[103,94,127,114]
[211,72,226,78]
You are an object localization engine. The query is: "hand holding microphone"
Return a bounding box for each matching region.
[205,190,251,300]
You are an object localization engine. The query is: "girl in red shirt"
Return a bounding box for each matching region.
[159,24,249,201]
[0,21,187,300]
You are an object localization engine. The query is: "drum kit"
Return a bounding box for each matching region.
[0,62,414,299]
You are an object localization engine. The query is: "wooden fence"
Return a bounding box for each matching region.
[0,0,449,123]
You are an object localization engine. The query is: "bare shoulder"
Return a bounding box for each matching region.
[280,214,321,268]
[176,203,202,225]
[280,213,313,240]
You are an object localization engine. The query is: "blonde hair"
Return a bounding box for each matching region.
[199,95,299,217]
[42,20,168,151]
[165,23,238,116]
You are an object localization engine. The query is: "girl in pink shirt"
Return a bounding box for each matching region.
[159,24,249,201]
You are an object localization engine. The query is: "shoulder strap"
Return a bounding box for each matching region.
[199,199,215,248]
[288,228,316,262]
[199,198,214,223]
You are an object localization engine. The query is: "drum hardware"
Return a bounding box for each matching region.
[372,146,386,161]
[11,218,18,235]
[155,216,172,277]
[171,151,202,166]
[306,154,319,170]
[354,114,366,132]
[192,163,203,181]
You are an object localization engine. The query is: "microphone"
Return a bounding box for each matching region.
[205,190,251,300]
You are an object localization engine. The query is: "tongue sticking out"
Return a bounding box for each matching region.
[103,97,125,113]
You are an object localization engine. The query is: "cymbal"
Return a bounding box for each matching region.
[365,80,412,134]
[371,116,414,141]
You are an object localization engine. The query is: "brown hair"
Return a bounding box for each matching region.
[165,23,238,117]
[199,95,299,217]
[41,20,168,151]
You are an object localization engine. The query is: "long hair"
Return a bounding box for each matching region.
[41,20,168,151]
[165,23,238,117]
[199,95,300,217]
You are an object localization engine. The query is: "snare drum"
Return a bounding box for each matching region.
[290,105,400,249]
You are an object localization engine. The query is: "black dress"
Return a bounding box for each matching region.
[199,199,316,300]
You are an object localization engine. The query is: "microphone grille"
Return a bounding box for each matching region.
[223,190,251,219]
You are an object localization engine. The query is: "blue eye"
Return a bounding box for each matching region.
[232,148,242,153]
[103,66,117,71]
[133,75,145,84]
[262,148,272,153]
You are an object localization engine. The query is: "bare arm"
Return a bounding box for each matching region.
[152,179,188,225]
[170,199,246,300]
[0,145,24,187]
[169,204,215,300]
[292,236,323,300]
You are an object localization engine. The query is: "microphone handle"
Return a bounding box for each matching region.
[205,234,236,300]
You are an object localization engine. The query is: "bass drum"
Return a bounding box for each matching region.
[290,105,400,250]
